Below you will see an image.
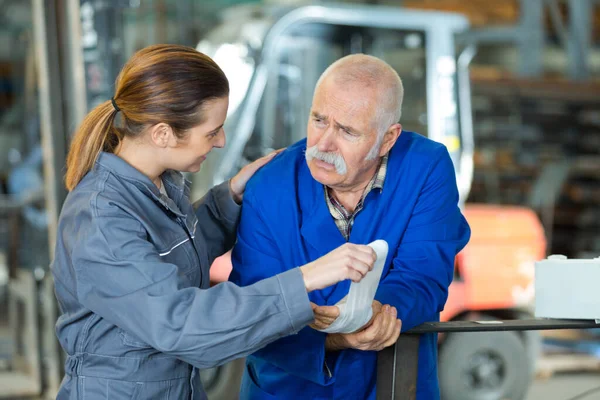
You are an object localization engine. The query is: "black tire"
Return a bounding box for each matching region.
[439,331,531,400]
[199,358,246,400]
[465,311,541,382]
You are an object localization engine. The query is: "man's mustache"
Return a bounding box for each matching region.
[305,145,347,175]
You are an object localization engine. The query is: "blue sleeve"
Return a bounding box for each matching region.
[230,191,333,385]
[72,195,313,370]
[375,147,471,330]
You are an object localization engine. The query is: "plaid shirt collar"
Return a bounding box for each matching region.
[369,152,388,192]
[324,153,389,239]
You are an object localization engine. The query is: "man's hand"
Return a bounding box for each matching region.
[309,303,340,330]
[325,304,401,352]
[365,300,383,327]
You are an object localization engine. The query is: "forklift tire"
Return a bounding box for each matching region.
[199,358,245,400]
[438,330,531,400]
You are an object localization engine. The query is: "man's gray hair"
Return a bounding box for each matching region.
[315,54,404,141]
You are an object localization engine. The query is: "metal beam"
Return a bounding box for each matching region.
[567,0,592,80]
[33,0,66,260]
[33,0,89,397]
[518,0,544,77]
[458,0,594,79]
[457,26,519,45]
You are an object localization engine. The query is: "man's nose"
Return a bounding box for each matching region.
[317,128,336,153]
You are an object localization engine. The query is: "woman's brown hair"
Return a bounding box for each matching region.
[64,44,229,191]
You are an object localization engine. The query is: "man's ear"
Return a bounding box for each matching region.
[149,123,174,148]
[379,123,402,157]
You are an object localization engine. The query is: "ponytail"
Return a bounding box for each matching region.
[65,44,230,191]
[65,101,119,191]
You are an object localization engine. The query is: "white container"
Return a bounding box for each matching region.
[535,255,600,320]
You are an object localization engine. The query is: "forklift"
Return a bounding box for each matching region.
[194,4,546,400]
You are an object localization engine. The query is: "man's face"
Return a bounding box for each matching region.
[306,79,382,190]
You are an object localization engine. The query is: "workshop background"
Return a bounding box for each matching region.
[0,0,599,399]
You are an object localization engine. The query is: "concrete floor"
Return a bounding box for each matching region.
[2,371,599,399]
[527,373,600,400]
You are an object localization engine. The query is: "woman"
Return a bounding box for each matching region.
[52,44,375,399]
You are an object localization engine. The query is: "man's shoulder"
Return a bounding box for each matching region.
[245,139,307,197]
[391,131,448,167]
[398,131,447,154]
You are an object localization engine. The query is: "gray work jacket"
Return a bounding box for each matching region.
[51,152,313,399]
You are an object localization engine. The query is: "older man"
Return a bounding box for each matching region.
[230,54,471,399]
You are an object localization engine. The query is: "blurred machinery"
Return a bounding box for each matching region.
[195,4,549,400]
[1,1,598,399]
[0,1,54,397]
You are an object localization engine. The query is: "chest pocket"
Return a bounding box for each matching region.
[150,214,195,263]
[155,217,202,287]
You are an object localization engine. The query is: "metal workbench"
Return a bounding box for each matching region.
[376,318,600,400]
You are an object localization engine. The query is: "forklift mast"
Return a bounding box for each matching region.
[194,3,475,205]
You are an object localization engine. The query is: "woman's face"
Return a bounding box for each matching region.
[165,96,229,173]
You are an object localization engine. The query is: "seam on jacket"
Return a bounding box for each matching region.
[89,170,109,219]
[75,373,189,383]
[191,218,198,238]
[99,169,185,218]
[77,351,176,361]
[77,313,100,357]
[92,185,188,256]
[216,180,240,225]
[118,329,149,348]
[154,233,191,256]
[159,237,191,256]
[275,274,295,333]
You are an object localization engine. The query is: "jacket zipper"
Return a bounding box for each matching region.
[178,216,203,288]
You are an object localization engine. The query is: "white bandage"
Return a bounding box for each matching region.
[317,240,388,334]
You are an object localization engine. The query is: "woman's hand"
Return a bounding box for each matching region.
[229,149,285,204]
[299,243,376,292]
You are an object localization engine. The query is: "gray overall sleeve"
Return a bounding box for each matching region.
[72,196,313,369]
[192,180,240,264]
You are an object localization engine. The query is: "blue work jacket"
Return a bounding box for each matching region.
[230,131,471,400]
[51,152,313,400]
